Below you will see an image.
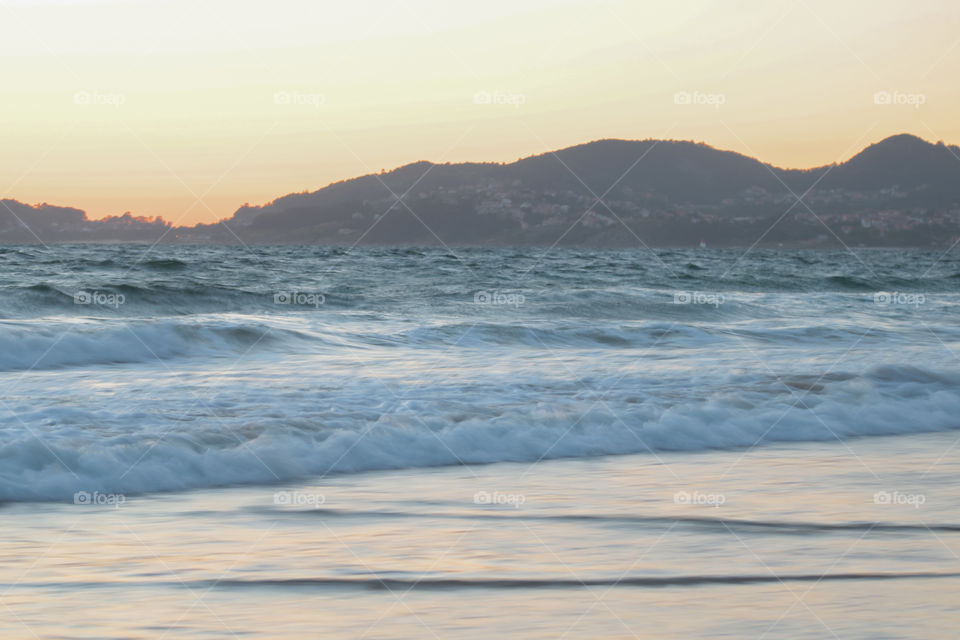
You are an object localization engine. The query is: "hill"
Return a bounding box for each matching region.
[181,134,960,247]
[4,134,959,247]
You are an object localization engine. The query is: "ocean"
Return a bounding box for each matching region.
[1,244,959,638]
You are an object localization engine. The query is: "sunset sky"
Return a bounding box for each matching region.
[2,0,959,225]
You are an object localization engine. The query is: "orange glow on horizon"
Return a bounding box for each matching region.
[1,0,958,225]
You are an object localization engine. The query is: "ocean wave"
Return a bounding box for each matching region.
[0,314,919,371]
[258,508,960,534]
[139,258,189,270]
[2,246,959,503]
[204,572,960,589]
[397,321,722,349]
[2,363,959,501]
[1,245,959,320]
[21,572,960,592]
[0,318,303,370]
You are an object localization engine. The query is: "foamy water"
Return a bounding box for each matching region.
[3,435,960,639]
[1,245,959,638]
[1,246,959,501]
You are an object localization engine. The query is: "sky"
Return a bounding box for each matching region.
[1,0,959,225]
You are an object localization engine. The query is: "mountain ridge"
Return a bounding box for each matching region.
[226,133,958,216]
[3,134,959,247]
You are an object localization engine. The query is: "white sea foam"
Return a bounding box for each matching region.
[2,248,959,502]
[2,363,958,502]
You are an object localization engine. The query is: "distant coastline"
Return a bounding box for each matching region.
[4,133,959,248]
